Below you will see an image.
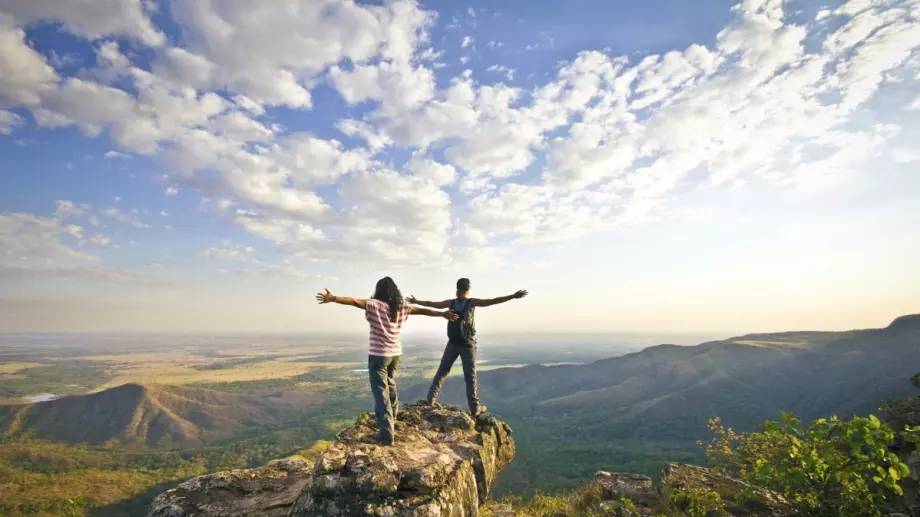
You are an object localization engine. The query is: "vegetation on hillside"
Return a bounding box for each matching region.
[0,361,111,399]
[494,375,920,517]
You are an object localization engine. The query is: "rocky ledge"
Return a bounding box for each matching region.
[147,402,515,517]
[148,457,314,517]
[482,462,794,517]
[290,401,515,516]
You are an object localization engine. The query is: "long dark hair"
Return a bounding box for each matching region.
[372,276,404,323]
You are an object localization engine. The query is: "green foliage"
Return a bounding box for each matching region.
[493,482,610,517]
[61,496,86,517]
[665,487,727,517]
[912,372,920,389]
[904,426,920,450]
[704,412,909,517]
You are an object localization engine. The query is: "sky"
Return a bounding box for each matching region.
[1,0,919,336]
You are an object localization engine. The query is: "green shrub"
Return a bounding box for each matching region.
[666,486,726,517]
[703,413,909,517]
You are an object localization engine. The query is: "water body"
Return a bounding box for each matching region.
[350,369,369,373]
[25,393,58,403]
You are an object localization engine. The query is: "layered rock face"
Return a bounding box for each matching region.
[147,402,515,517]
[148,457,314,517]
[290,402,515,517]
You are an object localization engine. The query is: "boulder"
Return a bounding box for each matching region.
[147,457,313,517]
[289,402,515,517]
[659,462,793,517]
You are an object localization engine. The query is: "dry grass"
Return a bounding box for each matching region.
[89,351,357,390]
[0,362,44,374]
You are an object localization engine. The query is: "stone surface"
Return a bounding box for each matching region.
[147,457,313,517]
[289,402,515,517]
[659,462,793,517]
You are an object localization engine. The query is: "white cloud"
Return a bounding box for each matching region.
[200,244,256,262]
[160,0,433,107]
[232,94,266,116]
[0,109,23,134]
[406,152,458,186]
[0,14,58,106]
[164,186,179,196]
[0,264,172,284]
[103,207,149,228]
[234,263,324,282]
[486,64,515,80]
[2,0,918,273]
[89,233,112,246]
[0,0,164,46]
[908,94,920,110]
[0,211,93,264]
[54,200,85,218]
[104,150,129,159]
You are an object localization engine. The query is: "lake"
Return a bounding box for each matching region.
[25,393,58,403]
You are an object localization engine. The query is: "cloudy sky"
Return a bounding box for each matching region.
[1,0,918,336]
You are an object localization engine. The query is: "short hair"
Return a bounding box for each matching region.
[456,278,470,293]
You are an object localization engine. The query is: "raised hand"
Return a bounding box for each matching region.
[444,311,460,321]
[316,288,335,304]
[407,295,418,304]
[514,289,529,299]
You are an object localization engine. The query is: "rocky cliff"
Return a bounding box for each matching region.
[148,402,515,517]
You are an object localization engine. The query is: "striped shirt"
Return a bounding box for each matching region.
[365,299,411,357]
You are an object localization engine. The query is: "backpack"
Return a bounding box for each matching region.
[447,298,475,346]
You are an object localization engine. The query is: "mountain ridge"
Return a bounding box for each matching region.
[414,314,920,441]
[0,383,289,447]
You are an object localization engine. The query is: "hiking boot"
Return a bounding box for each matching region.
[471,405,488,417]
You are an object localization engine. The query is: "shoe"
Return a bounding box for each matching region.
[472,405,488,417]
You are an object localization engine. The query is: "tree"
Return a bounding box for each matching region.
[703,413,909,517]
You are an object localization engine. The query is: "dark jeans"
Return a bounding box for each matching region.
[427,342,480,414]
[368,354,400,442]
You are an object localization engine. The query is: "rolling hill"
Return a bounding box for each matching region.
[0,383,292,448]
[411,314,920,440]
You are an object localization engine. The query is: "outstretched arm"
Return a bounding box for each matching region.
[410,306,459,321]
[406,295,450,309]
[315,288,366,310]
[473,289,528,308]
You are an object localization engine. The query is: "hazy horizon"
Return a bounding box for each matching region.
[2,0,919,335]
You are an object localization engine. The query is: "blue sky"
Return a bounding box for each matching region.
[1,0,919,335]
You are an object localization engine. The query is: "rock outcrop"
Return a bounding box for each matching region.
[659,462,792,517]
[289,402,515,516]
[147,402,514,517]
[148,457,314,517]
[512,463,793,517]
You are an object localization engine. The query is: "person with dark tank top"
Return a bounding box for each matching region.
[408,278,528,416]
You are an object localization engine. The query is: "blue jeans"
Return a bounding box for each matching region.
[368,354,400,441]
[427,342,480,414]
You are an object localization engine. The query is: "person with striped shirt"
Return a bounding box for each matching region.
[316,277,457,445]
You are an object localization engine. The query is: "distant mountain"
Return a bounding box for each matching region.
[0,383,289,447]
[412,314,920,441]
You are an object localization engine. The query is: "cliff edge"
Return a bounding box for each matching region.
[148,402,515,517]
